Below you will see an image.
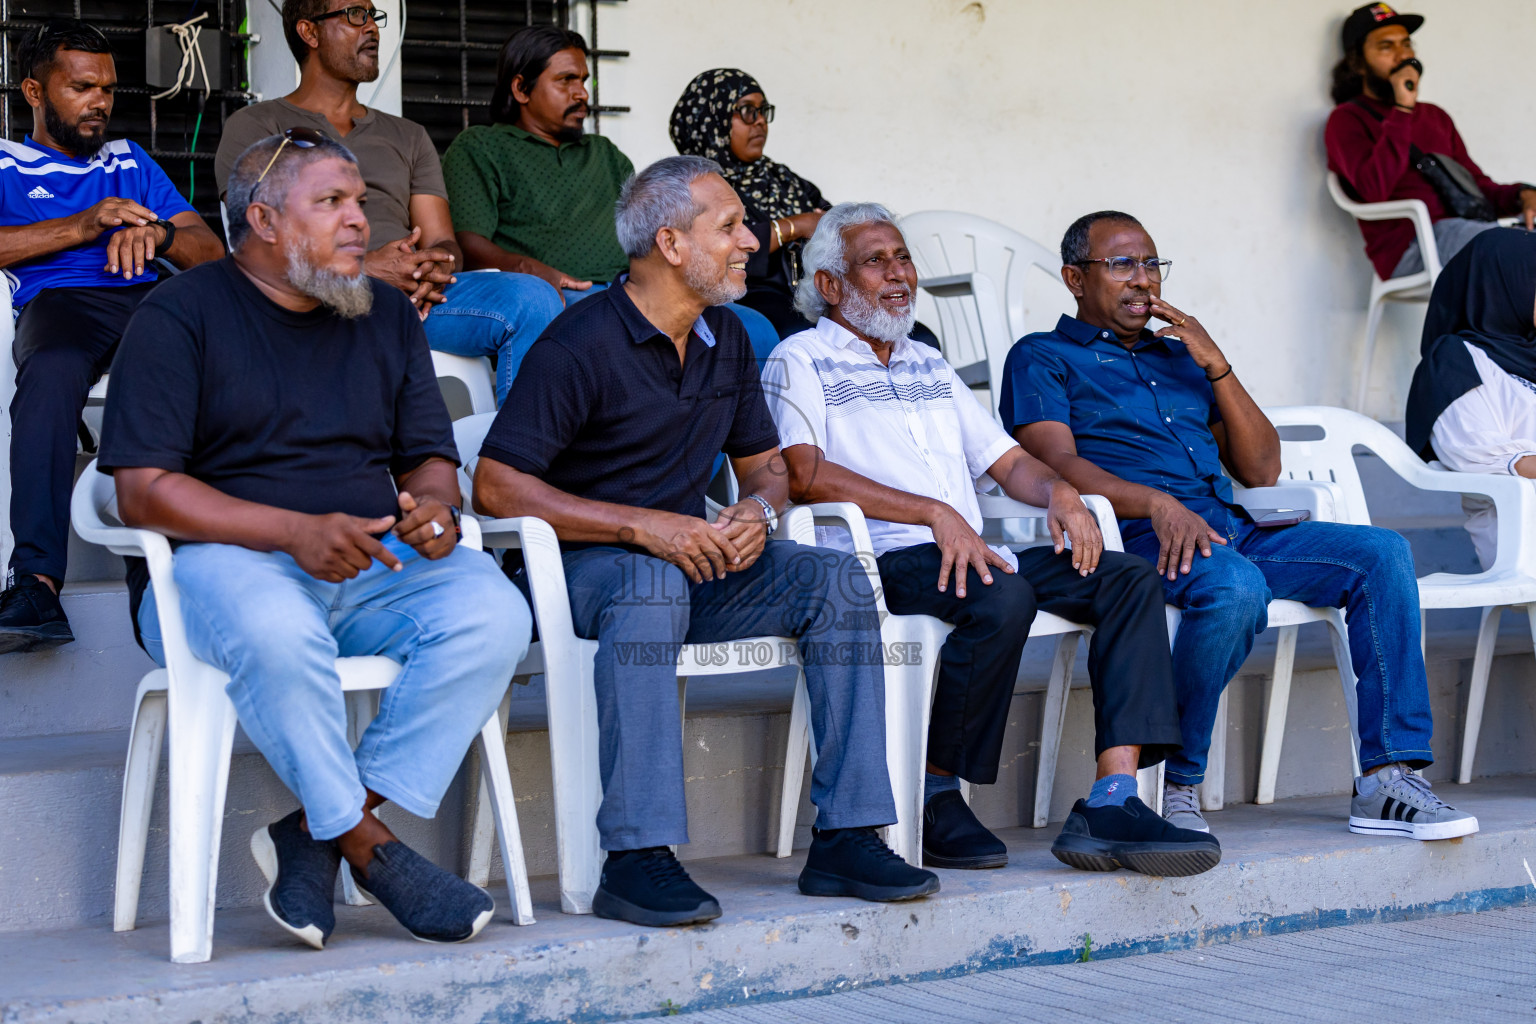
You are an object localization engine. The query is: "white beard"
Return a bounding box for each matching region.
[840,284,915,344]
[284,238,374,319]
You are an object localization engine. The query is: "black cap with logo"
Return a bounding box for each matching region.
[1342,3,1424,53]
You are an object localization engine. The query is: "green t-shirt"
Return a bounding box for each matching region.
[442,123,633,284]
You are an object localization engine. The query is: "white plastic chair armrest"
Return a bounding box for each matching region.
[976,492,1124,551]
[1331,185,1439,276]
[471,514,579,642]
[793,502,887,614]
[1232,481,1343,523]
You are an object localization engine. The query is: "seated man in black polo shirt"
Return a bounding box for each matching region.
[473,155,939,927]
[98,132,531,949]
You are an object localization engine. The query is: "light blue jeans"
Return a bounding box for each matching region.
[138,534,530,840]
[564,283,784,366]
[425,270,565,406]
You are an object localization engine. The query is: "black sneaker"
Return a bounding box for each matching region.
[798,826,941,901]
[0,575,73,654]
[592,847,722,927]
[1051,797,1221,877]
[353,841,496,944]
[922,790,1008,869]
[250,809,342,950]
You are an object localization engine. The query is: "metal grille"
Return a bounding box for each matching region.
[401,0,627,154]
[2,0,253,233]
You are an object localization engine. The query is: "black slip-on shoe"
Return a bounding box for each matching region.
[354,841,495,944]
[250,809,342,950]
[592,847,722,928]
[1051,797,1221,877]
[922,790,1008,869]
[0,575,73,655]
[798,826,941,901]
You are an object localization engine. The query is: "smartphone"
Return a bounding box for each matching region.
[1250,508,1310,529]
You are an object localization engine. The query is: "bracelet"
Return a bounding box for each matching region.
[1206,365,1233,383]
[772,219,785,249]
[784,217,796,242]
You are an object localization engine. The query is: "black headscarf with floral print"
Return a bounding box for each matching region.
[668,67,824,223]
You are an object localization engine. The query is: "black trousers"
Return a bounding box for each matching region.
[9,283,157,582]
[876,543,1183,784]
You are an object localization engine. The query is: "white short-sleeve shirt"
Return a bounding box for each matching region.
[761,317,1020,567]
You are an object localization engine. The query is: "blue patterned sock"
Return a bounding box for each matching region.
[1085,773,1137,808]
[924,771,961,805]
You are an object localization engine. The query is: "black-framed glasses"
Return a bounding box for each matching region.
[732,102,775,125]
[308,5,387,28]
[1073,256,1173,282]
[255,126,328,185]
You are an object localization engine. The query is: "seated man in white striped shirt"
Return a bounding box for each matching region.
[761,203,1215,876]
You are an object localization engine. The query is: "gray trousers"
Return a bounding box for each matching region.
[561,540,898,850]
[1390,217,1499,278]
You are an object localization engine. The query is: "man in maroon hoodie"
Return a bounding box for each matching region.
[1324,3,1536,281]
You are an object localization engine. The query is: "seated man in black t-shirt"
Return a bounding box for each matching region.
[473,155,940,928]
[97,132,531,950]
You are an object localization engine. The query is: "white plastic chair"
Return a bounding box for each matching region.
[431,350,496,419]
[1326,172,1441,413]
[1266,405,1536,785]
[70,461,534,963]
[452,413,825,912]
[898,211,1064,419]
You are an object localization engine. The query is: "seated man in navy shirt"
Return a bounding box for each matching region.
[0,19,222,653]
[99,132,529,948]
[473,156,939,928]
[1003,210,1477,843]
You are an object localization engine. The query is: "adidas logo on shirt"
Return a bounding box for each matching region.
[27,185,54,199]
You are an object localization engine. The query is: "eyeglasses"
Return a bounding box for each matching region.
[308,5,388,28]
[255,126,328,186]
[732,102,775,125]
[1073,256,1173,282]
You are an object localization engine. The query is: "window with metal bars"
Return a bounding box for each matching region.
[2,0,254,235]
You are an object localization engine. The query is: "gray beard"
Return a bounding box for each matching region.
[284,239,374,319]
[840,284,915,344]
[683,246,747,306]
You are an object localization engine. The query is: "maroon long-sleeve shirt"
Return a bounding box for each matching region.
[1324,95,1527,280]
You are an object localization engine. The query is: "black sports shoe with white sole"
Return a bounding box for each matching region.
[250,809,342,950]
[592,847,722,927]
[1051,797,1221,876]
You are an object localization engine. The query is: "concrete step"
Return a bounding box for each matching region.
[3,775,1533,1024]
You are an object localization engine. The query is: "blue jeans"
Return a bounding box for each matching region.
[425,270,564,406]
[138,535,530,840]
[558,540,897,850]
[564,283,783,366]
[1121,519,1434,784]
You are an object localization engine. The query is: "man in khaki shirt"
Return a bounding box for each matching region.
[214,0,562,405]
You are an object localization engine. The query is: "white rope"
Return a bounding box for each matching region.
[150,12,212,101]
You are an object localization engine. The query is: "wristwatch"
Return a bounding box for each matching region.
[745,493,778,533]
[447,503,463,541]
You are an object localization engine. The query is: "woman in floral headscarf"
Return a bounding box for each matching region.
[670,68,830,339]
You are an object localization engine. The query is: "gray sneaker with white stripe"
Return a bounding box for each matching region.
[1349,764,1478,841]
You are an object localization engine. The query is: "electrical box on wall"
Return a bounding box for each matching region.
[145,23,223,90]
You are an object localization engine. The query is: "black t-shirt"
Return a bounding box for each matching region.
[479,282,779,524]
[99,257,458,626]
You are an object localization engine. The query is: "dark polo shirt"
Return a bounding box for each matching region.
[1001,313,1249,546]
[480,283,780,528]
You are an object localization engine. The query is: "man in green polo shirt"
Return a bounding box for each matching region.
[443,25,629,295]
[442,25,783,360]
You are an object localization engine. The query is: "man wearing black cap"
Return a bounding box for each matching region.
[1325,3,1536,281]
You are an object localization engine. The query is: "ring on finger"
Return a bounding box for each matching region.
[430,521,444,539]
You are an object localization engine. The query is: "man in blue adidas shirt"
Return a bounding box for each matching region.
[0,19,222,653]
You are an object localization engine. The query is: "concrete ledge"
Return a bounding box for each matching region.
[4,776,1533,1024]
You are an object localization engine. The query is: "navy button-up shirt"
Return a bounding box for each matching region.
[1000,313,1246,541]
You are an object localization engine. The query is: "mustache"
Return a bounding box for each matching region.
[563,102,589,119]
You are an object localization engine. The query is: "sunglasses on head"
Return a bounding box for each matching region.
[255,126,329,185]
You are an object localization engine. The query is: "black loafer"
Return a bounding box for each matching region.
[1051,797,1221,877]
[250,809,342,949]
[592,847,722,927]
[798,826,940,901]
[354,841,495,944]
[922,790,1008,869]
[0,575,73,655]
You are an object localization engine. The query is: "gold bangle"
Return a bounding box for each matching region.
[784,217,796,242]
[772,219,784,249]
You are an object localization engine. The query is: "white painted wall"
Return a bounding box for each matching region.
[597,0,1536,419]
